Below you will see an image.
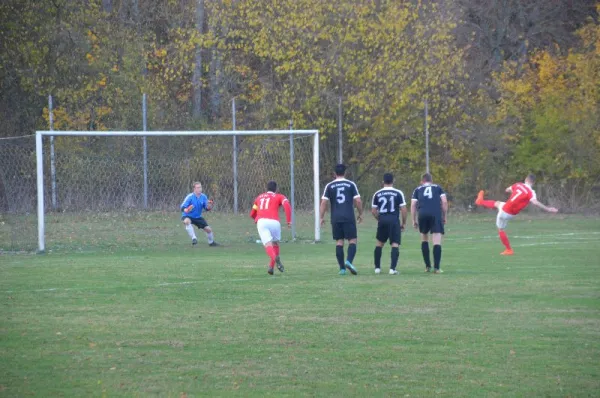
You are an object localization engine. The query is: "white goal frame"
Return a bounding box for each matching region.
[35,130,321,252]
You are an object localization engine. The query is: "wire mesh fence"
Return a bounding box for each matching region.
[0,133,316,251]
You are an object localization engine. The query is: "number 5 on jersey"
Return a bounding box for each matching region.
[336,187,346,204]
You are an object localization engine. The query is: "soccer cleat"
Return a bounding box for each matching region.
[500,249,514,256]
[267,267,274,275]
[475,190,485,206]
[375,268,381,274]
[344,260,358,275]
[209,242,220,247]
[425,267,431,273]
[192,238,198,245]
[275,256,284,273]
[338,269,346,275]
[389,269,399,275]
[433,268,444,274]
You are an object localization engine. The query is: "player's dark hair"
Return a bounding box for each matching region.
[422,173,432,182]
[383,173,393,184]
[526,174,536,183]
[334,164,346,176]
[267,180,277,192]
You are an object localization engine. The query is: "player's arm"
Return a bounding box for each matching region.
[250,199,258,220]
[181,195,193,213]
[205,197,214,211]
[319,199,329,226]
[282,197,292,226]
[411,199,418,229]
[530,198,558,213]
[400,205,408,230]
[201,195,213,211]
[352,183,363,223]
[371,206,379,220]
[371,195,379,220]
[505,185,513,194]
[354,196,363,223]
[441,194,448,223]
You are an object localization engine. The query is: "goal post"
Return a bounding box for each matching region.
[35,130,321,253]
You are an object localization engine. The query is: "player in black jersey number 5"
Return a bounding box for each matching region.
[411,173,448,273]
[371,173,407,275]
[320,164,363,275]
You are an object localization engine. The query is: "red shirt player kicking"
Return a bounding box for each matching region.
[250,180,292,275]
[475,174,558,255]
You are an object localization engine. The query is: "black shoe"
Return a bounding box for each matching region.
[209,242,220,247]
[192,238,198,245]
[275,256,284,273]
[267,267,274,275]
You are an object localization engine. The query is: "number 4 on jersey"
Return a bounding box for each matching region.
[424,186,433,199]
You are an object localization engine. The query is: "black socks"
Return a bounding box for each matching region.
[421,241,431,268]
[336,245,345,269]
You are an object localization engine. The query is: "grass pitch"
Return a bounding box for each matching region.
[1,212,599,396]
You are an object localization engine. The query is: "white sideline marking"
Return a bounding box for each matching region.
[446,231,600,242]
[2,277,285,294]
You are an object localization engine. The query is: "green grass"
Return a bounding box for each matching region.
[1,212,599,396]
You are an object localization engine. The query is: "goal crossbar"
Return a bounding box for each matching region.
[35,130,321,252]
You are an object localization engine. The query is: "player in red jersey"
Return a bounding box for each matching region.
[475,174,558,255]
[250,180,292,275]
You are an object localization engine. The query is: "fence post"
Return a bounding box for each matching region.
[232,98,238,215]
[338,95,343,164]
[289,120,296,240]
[49,95,57,210]
[143,93,148,209]
[424,99,430,174]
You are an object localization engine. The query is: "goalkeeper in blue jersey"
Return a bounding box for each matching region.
[181,182,220,246]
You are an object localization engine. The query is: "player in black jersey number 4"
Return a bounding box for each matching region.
[411,173,448,273]
[371,173,407,275]
[320,164,363,275]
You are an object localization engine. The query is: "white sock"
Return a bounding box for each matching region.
[206,231,214,244]
[186,224,197,240]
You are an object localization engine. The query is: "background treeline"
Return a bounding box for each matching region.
[1,0,598,210]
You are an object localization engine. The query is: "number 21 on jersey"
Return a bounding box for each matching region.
[378,196,395,213]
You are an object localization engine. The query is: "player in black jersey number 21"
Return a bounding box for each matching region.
[371,173,407,275]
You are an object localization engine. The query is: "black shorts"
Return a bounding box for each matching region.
[376,219,401,244]
[418,214,444,234]
[331,221,357,240]
[182,216,209,230]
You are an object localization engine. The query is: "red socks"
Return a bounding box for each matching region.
[478,200,496,209]
[498,230,512,250]
[265,245,276,267]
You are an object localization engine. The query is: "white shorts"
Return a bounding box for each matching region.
[496,203,515,229]
[257,218,282,245]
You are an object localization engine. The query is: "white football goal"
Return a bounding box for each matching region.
[33,130,321,252]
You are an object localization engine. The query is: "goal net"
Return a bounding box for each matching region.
[0,130,320,252]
